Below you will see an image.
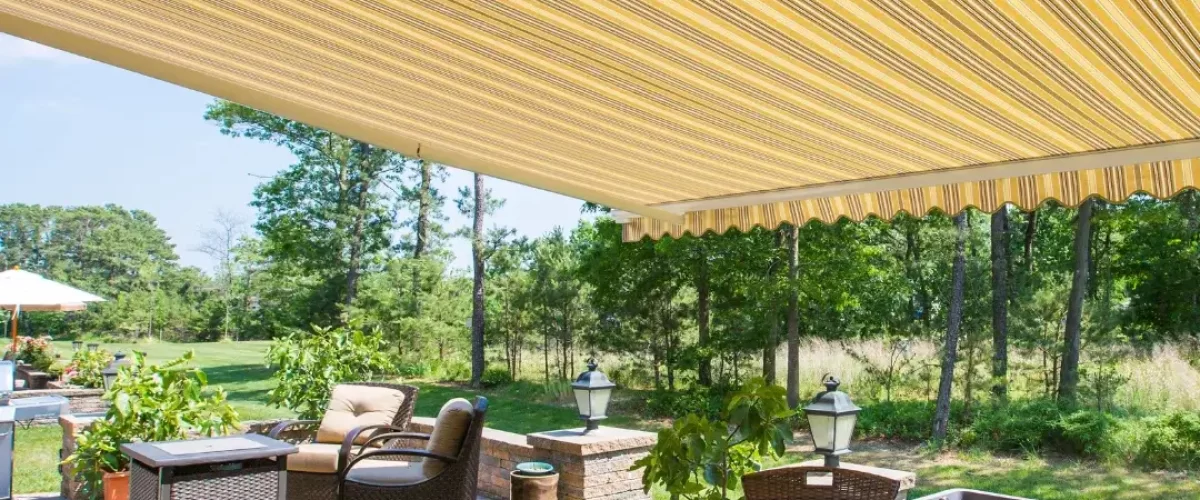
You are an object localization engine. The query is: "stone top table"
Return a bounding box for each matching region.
[122,434,296,500]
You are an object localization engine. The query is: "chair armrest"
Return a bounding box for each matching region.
[267,420,320,439]
[358,432,432,450]
[338,425,409,471]
[340,449,456,483]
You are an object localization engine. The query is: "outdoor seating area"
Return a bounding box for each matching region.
[7,1,1200,499]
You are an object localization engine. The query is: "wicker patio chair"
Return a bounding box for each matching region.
[742,465,901,500]
[267,382,419,500]
[338,396,488,500]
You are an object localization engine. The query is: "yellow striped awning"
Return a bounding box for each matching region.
[4,1,1200,241]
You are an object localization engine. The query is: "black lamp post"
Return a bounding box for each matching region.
[572,359,615,432]
[71,340,83,352]
[86,343,98,353]
[101,352,131,391]
[802,375,861,468]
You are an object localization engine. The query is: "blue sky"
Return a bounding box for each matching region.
[0,33,592,273]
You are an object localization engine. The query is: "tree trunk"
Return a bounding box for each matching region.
[345,141,371,310]
[1059,198,1094,405]
[697,250,712,387]
[411,159,433,316]
[933,213,968,443]
[469,173,487,387]
[763,320,779,385]
[414,159,433,259]
[991,207,1009,400]
[1023,209,1038,274]
[785,223,802,408]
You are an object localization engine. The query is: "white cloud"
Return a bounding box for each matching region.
[0,33,84,67]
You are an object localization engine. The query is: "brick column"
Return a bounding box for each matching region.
[527,427,655,500]
[59,413,105,500]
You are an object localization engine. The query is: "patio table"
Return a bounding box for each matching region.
[121,434,296,500]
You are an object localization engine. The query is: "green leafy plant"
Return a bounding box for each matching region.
[480,366,514,387]
[64,351,240,499]
[634,378,795,500]
[65,349,114,389]
[266,321,394,419]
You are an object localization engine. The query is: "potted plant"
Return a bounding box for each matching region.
[64,351,240,500]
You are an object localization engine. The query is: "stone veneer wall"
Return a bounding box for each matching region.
[408,417,652,500]
[14,387,105,421]
[63,415,654,500]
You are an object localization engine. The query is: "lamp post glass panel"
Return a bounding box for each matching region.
[101,352,130,391]
[802,376,860,468]
[572,359,615,432]
[72,341,83,352]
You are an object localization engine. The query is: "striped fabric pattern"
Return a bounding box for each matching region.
[623,158,1200,241]
[4,1,1200,236]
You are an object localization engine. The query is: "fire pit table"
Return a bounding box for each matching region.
[121,434,296,500]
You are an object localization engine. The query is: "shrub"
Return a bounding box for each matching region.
[395,360,430,378]
[1057,410,1120,457]
[480,366,514,387]
[644,386,724,420]
[266,321,394,420]
[15,336,55,371]
[854,400,941,441]
[65,349,113,389]
[1136,411,1200,470]
[431,359,470,382]
[965,399,1064,453]
[65,351,239,500]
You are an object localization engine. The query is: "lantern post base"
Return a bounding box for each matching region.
[823,454,839,468]
[583,420,601,432]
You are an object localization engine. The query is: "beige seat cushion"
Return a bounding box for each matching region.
[346,462,429,487]
[289,443,359,474]
[289,443,408,474]
[423,398,475,476]
[316,384,406,445]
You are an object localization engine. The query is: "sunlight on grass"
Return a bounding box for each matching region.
[14,425,62,495]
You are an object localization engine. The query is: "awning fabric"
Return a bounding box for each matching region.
[4,1,1200,241]
[624,157,1200,241]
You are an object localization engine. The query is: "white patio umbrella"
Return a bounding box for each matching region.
[0,268,105,353]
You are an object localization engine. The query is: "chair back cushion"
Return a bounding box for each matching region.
[316,384,406,444]
[423,398,475,476]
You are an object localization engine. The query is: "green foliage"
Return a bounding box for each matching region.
[65,349,114,389]
[431,358,471,382]
[14,336,56,372]
[644,387,725,421]
[1057,410,1120,457]
[854,400,944,441]
[480,366,514,387]
[1135,411,1200,470]
[64,351,239,500]
[0,204,215,341]
[265,321,394,419]
[634,378,795,500]
[965,399,1064,453]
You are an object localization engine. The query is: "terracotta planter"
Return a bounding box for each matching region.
[102,470,130,500]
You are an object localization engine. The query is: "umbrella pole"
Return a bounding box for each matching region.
[8,305,17,355]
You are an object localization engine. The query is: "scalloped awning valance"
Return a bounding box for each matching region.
[3,1,1200,241]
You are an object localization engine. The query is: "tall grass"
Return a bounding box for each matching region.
[491,339,1200,414]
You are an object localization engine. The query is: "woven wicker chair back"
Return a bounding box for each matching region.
[742,466,901,500]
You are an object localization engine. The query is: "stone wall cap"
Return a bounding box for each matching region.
[527,427,656,457]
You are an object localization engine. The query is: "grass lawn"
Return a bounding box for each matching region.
[19,340,1198,498]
